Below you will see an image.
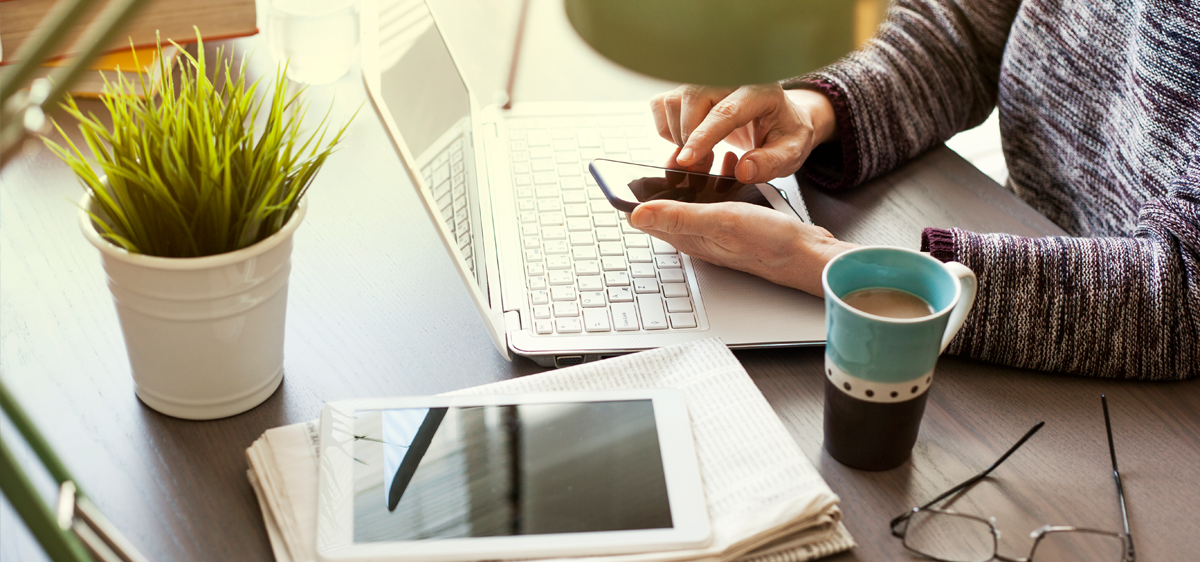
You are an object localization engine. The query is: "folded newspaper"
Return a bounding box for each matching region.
[246,338,855,562]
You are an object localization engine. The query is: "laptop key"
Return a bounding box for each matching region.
[624,234,650,248]
[536,185,559,198]
[596,227,622,241]
[535,319,553,334]
[531,290,549,305]
[533,305,551,319]
[630,263,656,278]
[655,255,682,268]
[542,226,566,240]
[564,204,589,217]
[529,276,547,290]
[665,297,692,313]
[523,237,540,249]
[570,232,594,245]
[593,213,618,227]
[599,242,624,256]
[562,191,587,204]
[551,286,576,302]
[532,159,555,172]
[604,271,630,286]
[662,283,689,298]
[526,263,545,276]
[580,292,606,308]
[634,279,660,294]
[560,176,585,189]
[573,246,598,260]
[659,268,686,283]
[549,270,573,285]
[553,302,579,317]
[669,313,697,329]
[534,172,556,184]
[539,212,564,226]
[574,261,600,275]
[545,240,569,254]
[608,287,633,302]
[637,294,669,330]
[583,308,611,332]
[611,303,639,331]
[602,256,627,271]
[557,164,580,176]
[520,211,537,223]
[555,318,582,334]
[566,217,591,231]
[547,256,571,269]
[577,276,603,291]
[628,248,653,263]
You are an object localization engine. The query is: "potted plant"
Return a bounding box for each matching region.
[44,34,353,420]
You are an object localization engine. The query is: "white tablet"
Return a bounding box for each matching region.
[315,389,712,562]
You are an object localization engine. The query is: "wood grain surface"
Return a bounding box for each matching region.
[2,1,1197,561]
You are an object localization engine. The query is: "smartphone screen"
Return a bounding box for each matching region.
[589,159,772,212]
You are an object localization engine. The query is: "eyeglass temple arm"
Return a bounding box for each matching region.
[889,421,1046,537]
[1102,395,1135,562]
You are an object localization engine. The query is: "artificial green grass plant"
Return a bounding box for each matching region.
[45,32,353,257]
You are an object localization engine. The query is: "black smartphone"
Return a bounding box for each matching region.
[588,158,797,216]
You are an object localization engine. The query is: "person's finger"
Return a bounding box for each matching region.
[678,85,719,147]
[737,133,810,183]
[649,94,672,142]
[665,146,716,173]
[630,200,736,238]
[719,151,737,177]
[681,86,776,166]
[663,92,683,146]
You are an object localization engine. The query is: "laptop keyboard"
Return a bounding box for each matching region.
[421,138,474,274]
[506,115,699,336]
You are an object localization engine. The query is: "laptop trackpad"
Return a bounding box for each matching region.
[690,259,826,345]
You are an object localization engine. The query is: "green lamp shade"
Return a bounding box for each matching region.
[565,0,886,86]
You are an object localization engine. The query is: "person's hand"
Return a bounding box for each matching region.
[649,84,837,183]
[629,195,858,297]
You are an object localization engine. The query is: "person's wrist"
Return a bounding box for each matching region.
[784,89,837,146]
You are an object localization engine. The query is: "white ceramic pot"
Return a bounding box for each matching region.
[79,193,306,420]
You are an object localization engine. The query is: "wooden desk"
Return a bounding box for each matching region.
[2,1,1197,560]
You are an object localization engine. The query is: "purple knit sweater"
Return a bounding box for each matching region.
[785,0,1199,380]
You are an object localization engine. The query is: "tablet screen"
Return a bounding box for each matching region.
[352,400,672,543]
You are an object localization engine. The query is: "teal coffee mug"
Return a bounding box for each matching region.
[821,247,977,470]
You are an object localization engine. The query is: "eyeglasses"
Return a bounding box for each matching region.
[889,395,1135,562]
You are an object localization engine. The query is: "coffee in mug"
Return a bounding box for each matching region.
[841,288,935,319]
[821,247,977,470]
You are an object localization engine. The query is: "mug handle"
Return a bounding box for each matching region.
[940,262,978,353]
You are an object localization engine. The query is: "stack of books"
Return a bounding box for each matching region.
[246,339,857,562]
[0,0,256,97]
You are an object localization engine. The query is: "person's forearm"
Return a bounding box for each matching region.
[785,89,837,146]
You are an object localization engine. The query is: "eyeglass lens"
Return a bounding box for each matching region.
[1031,528,1126,561]
[903,510,994,562]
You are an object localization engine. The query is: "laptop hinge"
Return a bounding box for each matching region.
[504,310,523,332]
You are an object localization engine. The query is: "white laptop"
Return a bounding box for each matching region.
[361,0,825,367]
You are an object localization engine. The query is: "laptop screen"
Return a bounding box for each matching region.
[376,1,486,294]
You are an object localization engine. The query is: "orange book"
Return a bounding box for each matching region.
[0,0,256,64]
[28,44,180,98]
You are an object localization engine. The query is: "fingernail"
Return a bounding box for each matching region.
[678,147,693,163]
[740,159,757,181]
[631,208,654,228]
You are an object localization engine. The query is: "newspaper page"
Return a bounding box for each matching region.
[246,338,855,562]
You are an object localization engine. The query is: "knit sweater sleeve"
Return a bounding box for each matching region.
[920,152,1200,380]
[782,0,1022,189]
